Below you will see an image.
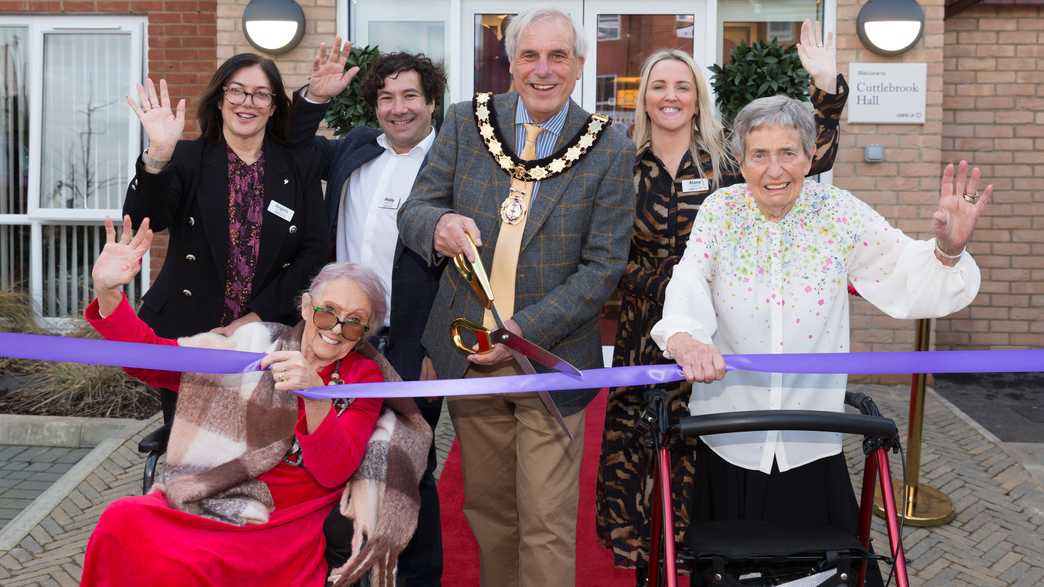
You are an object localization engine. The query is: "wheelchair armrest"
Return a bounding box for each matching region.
[674,410,897,441]
[138,422,171,454]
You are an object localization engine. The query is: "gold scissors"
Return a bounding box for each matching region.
[450,234,582,439]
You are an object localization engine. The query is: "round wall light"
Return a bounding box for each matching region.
[857,0,925,56]
[242,0,306,55]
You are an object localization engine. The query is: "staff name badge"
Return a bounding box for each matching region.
[680,178,709,194]
[378,196,401,210]
[267,200,294,222]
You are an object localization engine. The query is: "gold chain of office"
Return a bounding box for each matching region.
[472,92,612,183]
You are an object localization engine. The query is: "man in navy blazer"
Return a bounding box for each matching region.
[289,50,448,586]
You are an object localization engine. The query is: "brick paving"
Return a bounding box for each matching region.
[1,387,1042,586]
[0,447,91,530]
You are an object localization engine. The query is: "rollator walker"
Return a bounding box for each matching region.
[642,389,910,587]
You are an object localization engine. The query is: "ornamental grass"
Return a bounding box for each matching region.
[0,289,160,419]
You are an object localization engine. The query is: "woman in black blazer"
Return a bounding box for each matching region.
[124,54,328,417]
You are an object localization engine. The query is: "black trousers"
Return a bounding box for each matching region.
[323,394,444,586]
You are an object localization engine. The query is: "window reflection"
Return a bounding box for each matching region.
[717,0,818,64]
[0,26,27,216]
[474,14,513,94]
[367,21,445,64]
[594,14,694,134]
[41,32,131,211]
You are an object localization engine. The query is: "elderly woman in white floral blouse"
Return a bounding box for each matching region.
[650,94,991,585]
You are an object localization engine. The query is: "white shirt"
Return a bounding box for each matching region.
[650,180,981,473]
[336,129,436,325]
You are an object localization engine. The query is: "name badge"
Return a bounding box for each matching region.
[378,196,401,210]
[680,178,710,194]
[267,200,294,222]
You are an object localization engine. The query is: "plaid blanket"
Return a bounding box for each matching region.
[154,321,430,585]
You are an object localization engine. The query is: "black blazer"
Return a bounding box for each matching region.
[123,137,329,339]
[289,93,443,381]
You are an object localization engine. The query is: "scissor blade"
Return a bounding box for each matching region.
[493,330,584,379]
[489,302,574,439]
[511,350,574,440]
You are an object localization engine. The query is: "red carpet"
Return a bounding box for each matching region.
[437,390,689,586]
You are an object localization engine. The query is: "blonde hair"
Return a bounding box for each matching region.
[632,49,732,185]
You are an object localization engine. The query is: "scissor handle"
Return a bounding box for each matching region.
[452,235,495,308]
[450,317,494,354]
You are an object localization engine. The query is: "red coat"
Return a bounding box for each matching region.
[81,296,383,586]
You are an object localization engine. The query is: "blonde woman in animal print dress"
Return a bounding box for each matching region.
[595,22,849,581]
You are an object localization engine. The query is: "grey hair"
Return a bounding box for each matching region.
[306,262,387,333]
[730,95,816,162]
[505,6,587,62]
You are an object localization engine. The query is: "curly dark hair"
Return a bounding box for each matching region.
[361,52,447,111]
[197,53,290,144]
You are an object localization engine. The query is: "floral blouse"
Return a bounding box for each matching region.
[650,179,981,473]
[619,75,849,304]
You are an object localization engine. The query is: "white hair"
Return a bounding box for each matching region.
[306,262,387,333]
[730,95,816,162]
[504,6,587,62]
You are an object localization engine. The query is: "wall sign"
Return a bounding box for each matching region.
[847,62,927,124]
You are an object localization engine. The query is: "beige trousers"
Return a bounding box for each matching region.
[449,368,586,587]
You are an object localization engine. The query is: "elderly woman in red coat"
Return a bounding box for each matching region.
[80,216,423,587]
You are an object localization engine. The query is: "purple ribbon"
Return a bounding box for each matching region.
[296,349,1044,400]
[0,332,264,374]
[2,332,1041,399]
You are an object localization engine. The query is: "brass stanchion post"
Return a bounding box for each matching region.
[874,317,956,526]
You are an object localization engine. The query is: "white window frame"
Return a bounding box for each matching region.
[595,73,617,108]
[0,15,148,327]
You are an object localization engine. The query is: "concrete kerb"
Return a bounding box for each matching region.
[0,412,159,552]
[0,413,147,448]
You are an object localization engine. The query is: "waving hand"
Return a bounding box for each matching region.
[307,36,361,102]
[127,79,184,161]
[796,19,837,93]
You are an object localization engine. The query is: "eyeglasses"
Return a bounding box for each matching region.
[223,85,275,107]
[312,306,369,341]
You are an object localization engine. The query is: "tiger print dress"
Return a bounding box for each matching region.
[595,77,849,570]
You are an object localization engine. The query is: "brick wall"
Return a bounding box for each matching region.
[834,0,949,370]
[0,0,218,279]
[217,0,335,92]
[939,5,1044,349]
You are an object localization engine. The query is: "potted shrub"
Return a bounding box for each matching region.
[710,39,810,126]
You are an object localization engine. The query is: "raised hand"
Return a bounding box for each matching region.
[307,36,361,102]
[93,216,153,293]
[127,78,185,161]
[934,161,992,263]
[796,19,837,94]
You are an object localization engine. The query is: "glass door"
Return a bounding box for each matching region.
[460,1,583,102]
[346,0,450,64]
[580,0,711,136]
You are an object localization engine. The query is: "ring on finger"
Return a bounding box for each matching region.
[962,191,979,204]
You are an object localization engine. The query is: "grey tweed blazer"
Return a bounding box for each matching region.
[397,92,635,415]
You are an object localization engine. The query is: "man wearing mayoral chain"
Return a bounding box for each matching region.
[398,6,634,586]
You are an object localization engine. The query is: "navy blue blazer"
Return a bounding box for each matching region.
[289,93,443,381]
